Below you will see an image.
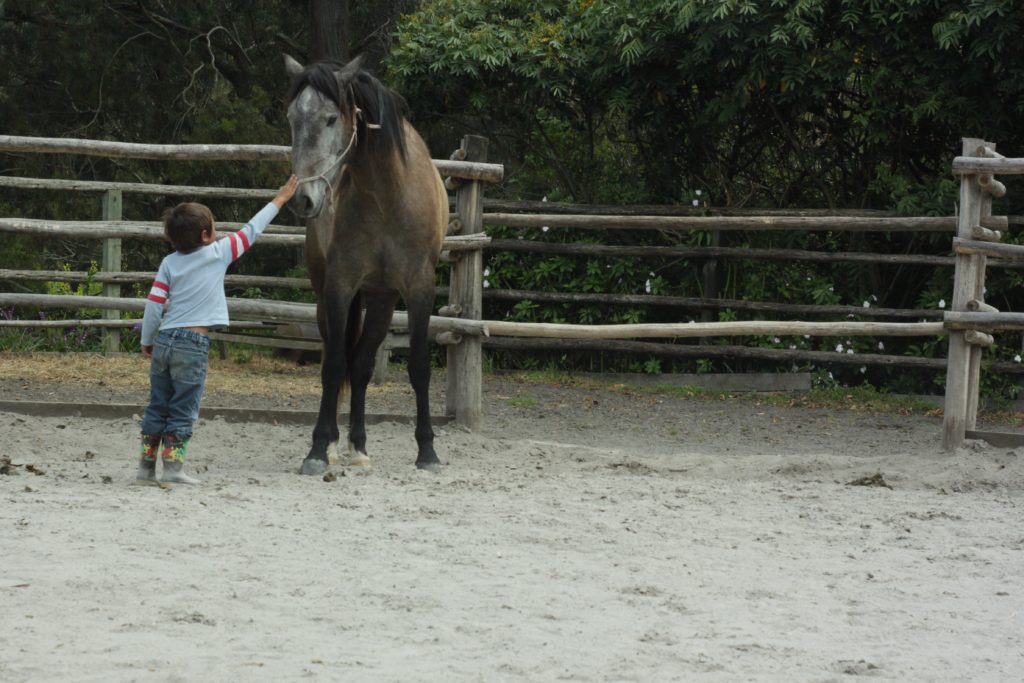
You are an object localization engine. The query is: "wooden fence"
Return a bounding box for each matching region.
[2,134,1023,446]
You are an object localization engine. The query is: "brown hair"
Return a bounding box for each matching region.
[162,202,214,253]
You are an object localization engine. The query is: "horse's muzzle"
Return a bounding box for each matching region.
[288,192,324,219]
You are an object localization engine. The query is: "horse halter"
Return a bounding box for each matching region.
[295,106,381,193]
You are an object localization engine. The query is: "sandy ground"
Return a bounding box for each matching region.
[1,355,1023,681]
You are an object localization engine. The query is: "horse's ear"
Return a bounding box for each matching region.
[336,54,365,85]
[284,54,304,80]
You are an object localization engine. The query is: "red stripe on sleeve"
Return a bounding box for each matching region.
[238,230,250,253]
[153,281,169,293]
[229,234,239,261]
[147,293,167,304]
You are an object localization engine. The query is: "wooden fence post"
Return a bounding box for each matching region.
[446,135,487,430]
[101,190,123,353]
[943,138,989,449]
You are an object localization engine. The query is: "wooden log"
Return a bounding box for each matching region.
[447,218,462,235]
[435,331,463,345]
[482,337,953,370]
[952,156,1024,175]
[0,293,489,336]
[979,215,1009,230]
[953,237,1024,260]
[0,135,290,160]
[443,233,491,251]
[480,319,946,340]
[474,198,900,218]
[945,139,991,449]
[0,135,503,181]
[966,299,999,313]
[438,304,463,317]
[977,174,1007,198]
[0,269,312,289]
[969,225,1002,242]
[944,311,1024,331]
[446,135,487,430]
[100,190,123,353]
[484,213,956,233]
[0,218,485,253]
[487,238,954,267]
[0,175,275,199]
[978,146,1006,159]
[471,286,944,320]
[964,330,995,347]
[0,319,140,328]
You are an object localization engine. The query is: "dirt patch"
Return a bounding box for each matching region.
[2,353,1023,680]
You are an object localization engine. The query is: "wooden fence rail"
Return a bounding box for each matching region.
[6,133,1024,444]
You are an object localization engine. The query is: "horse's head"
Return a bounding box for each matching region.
[284,55,364,219]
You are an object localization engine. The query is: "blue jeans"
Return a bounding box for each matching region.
[140,328,210,440]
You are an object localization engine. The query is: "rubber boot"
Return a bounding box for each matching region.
[136,433,160,483]
[160,434,201,485]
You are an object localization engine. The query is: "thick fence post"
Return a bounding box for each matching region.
[100,190,123,353]
[446,135,487,430]
[943,138,989,449]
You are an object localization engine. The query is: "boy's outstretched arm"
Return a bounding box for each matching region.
[272,175,299,208]
[219,176,299,264]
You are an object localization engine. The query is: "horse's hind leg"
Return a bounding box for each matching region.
[405,290,440,471]
[346,291,399,467]
[302,287,353,476]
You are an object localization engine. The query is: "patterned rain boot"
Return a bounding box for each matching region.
[136,433,161,483]
[160,434,201,485]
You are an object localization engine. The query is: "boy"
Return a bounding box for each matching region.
[136,175,299,484]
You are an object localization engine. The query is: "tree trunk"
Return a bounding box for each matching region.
[309,0,349,62]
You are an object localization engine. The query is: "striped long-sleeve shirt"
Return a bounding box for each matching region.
[140,203,279,346]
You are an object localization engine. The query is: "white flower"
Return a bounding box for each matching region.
[871,294,878,301]
[939,299,946,309]
[847,348,854,354]
[644,279,652,294]
[542,196,548,202]
[1015,355,1022,363]
[828,372,834,380]
[836,343,844,352]
[483,279,490,288]
[860,366,867,373]
[695,189,703,196]
[828,286,834,293]
[692,199,699,207]
[804,335,810,339]
[542,225,550,232]
[649,271,655,277]
[863,301,870,308]
[789,344,796,350]
[877,342,885,351]
[483,268,491,277]
[773,337,780,344]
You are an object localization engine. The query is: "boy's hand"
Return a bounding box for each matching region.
[141,345,153,358]
[272,175,299,208]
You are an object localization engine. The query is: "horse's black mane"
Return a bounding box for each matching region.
[287,60,408,160]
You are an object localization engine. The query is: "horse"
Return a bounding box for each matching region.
[283,54,448,475]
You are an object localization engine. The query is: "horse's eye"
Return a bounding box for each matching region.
[326,116,337,127]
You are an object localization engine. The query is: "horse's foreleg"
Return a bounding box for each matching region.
[406,292,440,471]
[346,292,399,467]
[302,290,351,476]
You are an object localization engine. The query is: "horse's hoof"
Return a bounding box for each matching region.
[300,458,329,476]
[347,453,371,467]
[415,460,442,473]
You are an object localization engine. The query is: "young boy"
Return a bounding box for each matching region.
[136,175,299,484]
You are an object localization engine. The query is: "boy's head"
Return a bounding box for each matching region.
[163,202,215,253]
